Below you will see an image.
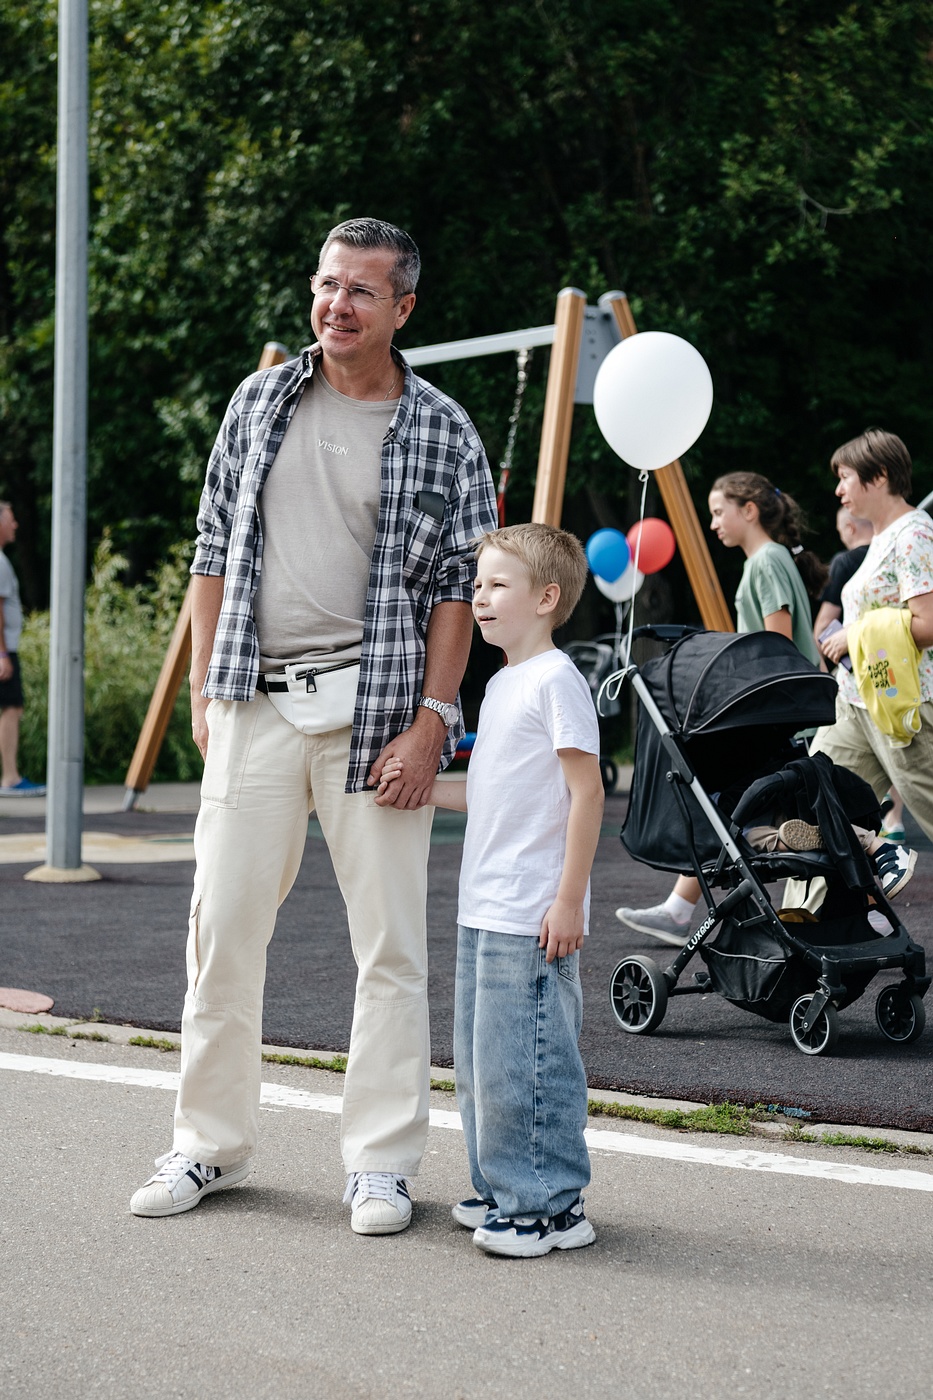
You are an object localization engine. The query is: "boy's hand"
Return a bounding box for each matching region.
[539,897,585,963]
[374,755,405,805]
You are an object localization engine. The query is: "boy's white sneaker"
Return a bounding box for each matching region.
[472,1197,596,1258]
[130,1151,252,1217]
[451,1196,496,1229]
[344,1172,412,1234]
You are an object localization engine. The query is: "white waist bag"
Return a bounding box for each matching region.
[260,659,360,735]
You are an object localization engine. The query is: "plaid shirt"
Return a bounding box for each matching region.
[193,345,497,791]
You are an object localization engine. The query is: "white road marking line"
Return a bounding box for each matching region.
[3,1051,932,1193]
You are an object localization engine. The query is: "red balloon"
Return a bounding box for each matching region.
[626,518,676,575]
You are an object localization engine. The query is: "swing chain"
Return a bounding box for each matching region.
[496,347,532,520]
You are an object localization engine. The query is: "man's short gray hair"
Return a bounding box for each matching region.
[318,217,421,299]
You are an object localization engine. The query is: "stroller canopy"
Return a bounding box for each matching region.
[641,630,837,738]
[622,631,838,874]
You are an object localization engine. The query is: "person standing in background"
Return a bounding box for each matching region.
[812,505,873,653]
[813,504,907,843]
[0,503,45,797]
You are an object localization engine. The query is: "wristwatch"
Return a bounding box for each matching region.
[417,695,459,727]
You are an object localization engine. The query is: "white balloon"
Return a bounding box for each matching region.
[593,331,713,471]
[594,563,644,602]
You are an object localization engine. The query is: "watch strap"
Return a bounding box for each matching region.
[418,695,457,726]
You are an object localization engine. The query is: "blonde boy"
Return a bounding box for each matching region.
[380,523,604,1257]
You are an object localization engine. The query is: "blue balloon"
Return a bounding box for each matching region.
[585,528,630,583]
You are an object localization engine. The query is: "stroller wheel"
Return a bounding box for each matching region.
[609,956,669,1034]
[789,995,840,1056]
[875,985,926,1044]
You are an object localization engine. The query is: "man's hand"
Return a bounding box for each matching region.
[820,623,850,665]
[191,690,211,760]
[0,654,12,683]
[538,896,586,963]
[368,713,447,809]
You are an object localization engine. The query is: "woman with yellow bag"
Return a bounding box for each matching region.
[816,427,933,850]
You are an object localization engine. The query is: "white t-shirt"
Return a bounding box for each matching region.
[458,648,600,937]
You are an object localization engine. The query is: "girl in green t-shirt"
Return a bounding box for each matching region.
[709,472,824,665]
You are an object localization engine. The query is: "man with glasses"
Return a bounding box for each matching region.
[131,218,497,1233]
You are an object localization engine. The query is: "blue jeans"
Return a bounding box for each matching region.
[454,925,591,1218]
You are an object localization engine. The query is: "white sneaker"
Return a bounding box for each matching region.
[872,842,917,899]
[344,1172,412,1235]
[451,1196,496,1229]
[130,1151,251,1217]
[615,903,690,946]
[472,1197,596,1258]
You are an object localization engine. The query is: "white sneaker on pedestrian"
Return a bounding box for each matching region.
[344,1172,412,1235]
[615,903,690,946]
[872,842,917,899]
[130,1151,251,1217]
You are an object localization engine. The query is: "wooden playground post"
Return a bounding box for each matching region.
[531,288,587,527]
[121,341,290,809]
[598,292,734,633]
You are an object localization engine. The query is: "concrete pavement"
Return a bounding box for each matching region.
[3,1022,933,1400]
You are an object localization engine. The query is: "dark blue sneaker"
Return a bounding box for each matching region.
[0,778,46,796]
[472,1197,596,1257]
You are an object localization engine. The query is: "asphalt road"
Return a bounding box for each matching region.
[2,793,932,1131]
[3,1026,933,1400]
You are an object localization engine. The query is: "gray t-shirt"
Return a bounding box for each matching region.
[0,551,23,651]
[253,372,396,669]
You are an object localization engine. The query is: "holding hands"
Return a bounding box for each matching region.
[374,754,405,804]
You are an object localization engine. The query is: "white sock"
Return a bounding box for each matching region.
[663,892,697,925]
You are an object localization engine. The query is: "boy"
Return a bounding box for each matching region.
[378,523,604,1257]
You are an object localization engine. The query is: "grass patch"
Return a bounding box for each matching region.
[20,1023,68,1036]
[430,1077,456,1093]
[818,1132,901,1153]
[70,1030,110,1042]
[261,1051,349,1073]
[782,1122,818,1143]
[129,1035,180,1052]
[587,1098,757,1136]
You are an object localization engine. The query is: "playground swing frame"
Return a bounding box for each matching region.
[121,288,732,809]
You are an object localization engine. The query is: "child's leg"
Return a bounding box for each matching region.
[453,925,497,1206]
[470,929,590,1220]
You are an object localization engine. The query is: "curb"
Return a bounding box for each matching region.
[3,1005,932,1156]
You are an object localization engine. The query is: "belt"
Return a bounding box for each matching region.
[256,674,288,693]
[257,659,359,695]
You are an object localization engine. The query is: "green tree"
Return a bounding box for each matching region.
[2,0,932,611]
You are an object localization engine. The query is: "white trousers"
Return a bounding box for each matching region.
[173,695,433,1176]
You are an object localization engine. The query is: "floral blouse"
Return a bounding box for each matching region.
[839,508,933,705]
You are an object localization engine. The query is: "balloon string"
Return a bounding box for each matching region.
[597,470,651,715]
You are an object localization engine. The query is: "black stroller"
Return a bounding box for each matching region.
[610,626,929,1055]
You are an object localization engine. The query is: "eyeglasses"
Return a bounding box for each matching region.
[309,274,397,306]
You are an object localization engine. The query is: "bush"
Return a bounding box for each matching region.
[18,536,200,784]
